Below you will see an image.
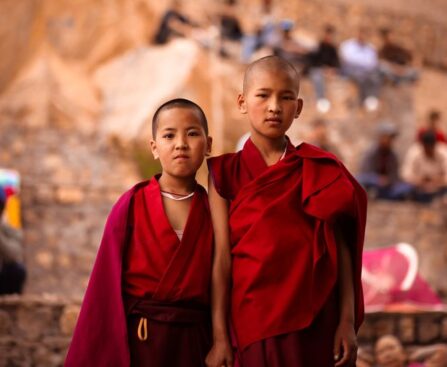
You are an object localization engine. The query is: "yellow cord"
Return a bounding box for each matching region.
[137,317,148,341]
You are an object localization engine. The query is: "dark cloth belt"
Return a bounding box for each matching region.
[123,294,210,324]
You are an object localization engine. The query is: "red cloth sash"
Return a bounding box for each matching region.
[123,177,213,305]
[208,138,366,350]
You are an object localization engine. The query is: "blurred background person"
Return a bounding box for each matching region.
[410,344,447,367]
[307,118,343,159]
[417,110,446,144]
[273,19,311,73]
[339,27,381,111]
[378,27,419,86]
[402,130,447,203]
[0,187,26,295]
[375,335,424,367]
[307,24,340,113]
[153,0,200,45]
[357,122,412,200]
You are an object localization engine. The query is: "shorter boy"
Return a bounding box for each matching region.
[66,98,214,367]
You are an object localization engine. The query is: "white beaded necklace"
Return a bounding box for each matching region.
[160,190,195,201]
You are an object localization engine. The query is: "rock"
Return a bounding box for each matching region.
[398,316,415,343]
[93,39,202,141]
[418,316,440,343]
[59,305,80,336]
[55,186,85,204]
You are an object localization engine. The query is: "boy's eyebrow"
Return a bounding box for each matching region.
[255,88,297,94]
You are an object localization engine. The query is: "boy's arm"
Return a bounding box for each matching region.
[205,174,233,367]
[334,224,357,367]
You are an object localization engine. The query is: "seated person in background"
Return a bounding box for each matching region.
[339,27,381,111]
[378,28,419,85]
[307,118,343,159]
[273,20,311,73]
[0,187,26,295]
[417,110,447,144]
[217,0,243,57]
[410,344,447,367]
[357,122,412,200]
[402,130,447,203]
[375,335,424,367]
[240,0,281,63]
[153,0,199,45]
[308,24,340,113]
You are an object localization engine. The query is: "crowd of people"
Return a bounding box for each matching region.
[152,0,420,113]
[357,111,447,203]
[305,110,447,204]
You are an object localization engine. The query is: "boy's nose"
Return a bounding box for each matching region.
[175,136,188,149]
[268,97,281,113]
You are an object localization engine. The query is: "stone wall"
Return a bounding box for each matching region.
[1,295,446,366]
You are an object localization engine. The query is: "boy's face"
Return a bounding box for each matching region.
[238,69,302,142]
[150,107,212,180]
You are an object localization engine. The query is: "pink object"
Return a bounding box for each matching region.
[362,243,442,311]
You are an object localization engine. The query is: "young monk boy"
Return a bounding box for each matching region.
[205,55,367,367]
[65,98,214,367]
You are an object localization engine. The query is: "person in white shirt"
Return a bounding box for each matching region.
[402,131,447,202]
[339,27,381,110]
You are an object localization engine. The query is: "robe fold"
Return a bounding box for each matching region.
[65,177,213,367]
[207,138,367,358]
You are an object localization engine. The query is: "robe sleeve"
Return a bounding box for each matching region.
[207,154,238,201]
[301,156,367,332]
[65,190,133,367]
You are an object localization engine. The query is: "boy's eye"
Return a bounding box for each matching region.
[162,133,175,139]
[256,94,268,98]
[188,130,200,136]
[283,96,295,100]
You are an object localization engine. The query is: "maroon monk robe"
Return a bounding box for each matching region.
[208,138,367,365]
[65,177,213,367]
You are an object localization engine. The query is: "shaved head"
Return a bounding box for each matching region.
[242,55,300,94]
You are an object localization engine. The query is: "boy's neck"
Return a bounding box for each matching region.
[251,135,288,166]
[158,174,196,195]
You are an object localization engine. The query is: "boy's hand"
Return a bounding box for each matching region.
[205,339,234,367]
[333,320,357,366]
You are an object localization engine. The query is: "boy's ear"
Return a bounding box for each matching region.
[150,140,159,160]
[295,98,304,118]
[237,93,247,114]
[205,136,213,156]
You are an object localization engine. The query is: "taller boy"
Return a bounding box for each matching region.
[206,56,367,367]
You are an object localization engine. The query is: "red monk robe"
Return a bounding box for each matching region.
[65,177,213,367]
[208,138,367,366]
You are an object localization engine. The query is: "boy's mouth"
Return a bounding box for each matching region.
[174,154,189,160]
[265,117,282,124]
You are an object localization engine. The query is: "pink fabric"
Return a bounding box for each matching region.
[362,244,442,311]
